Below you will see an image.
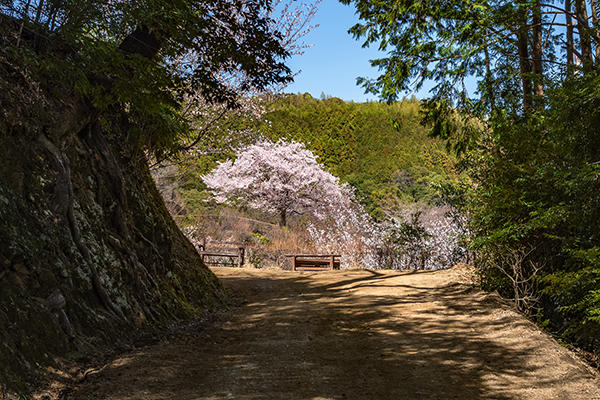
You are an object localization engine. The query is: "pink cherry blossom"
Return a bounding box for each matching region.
[203,140,351,226]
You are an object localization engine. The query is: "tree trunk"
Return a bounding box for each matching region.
[16,0,31,47]
[566,0,575,73]
[531,0,544,103]
[34,0,44,24]
[575,0,594,72]
[484,36,496,111]
[590,0,600,62]
[279,209,287,227]
[517,17,533,113]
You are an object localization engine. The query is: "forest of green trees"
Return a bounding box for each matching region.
[172,69,600,358]
[186,0,600,359]
[261,94,469,218]
[338,0,600,356]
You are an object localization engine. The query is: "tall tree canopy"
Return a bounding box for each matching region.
[2,0,292,156]
[340,0,600,353]
[340,0,600,113]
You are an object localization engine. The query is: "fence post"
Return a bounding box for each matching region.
[330,255,334,270]
[292,256,297,271]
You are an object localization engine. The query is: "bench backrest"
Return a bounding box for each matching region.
[199,240,245,267]
[287,254,341,271]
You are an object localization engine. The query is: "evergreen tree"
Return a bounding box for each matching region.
[339,0,600,351]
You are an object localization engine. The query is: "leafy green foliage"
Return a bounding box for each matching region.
[541,248,600,346]
[3,0,291,158]
[337,0,600,355]
[466,74,600,349]
[337,0,540,112]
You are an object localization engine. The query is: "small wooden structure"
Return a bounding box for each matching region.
[285,254,341,271]
[199,239,245,267]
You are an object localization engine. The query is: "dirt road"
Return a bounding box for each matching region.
[65,267,600,399]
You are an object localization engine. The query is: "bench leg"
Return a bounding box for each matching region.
[237,247,244,268]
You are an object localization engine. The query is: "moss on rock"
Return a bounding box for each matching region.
[0,48,227,394]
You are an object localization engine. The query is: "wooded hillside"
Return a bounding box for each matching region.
[175,94,469,221]
[261,94,468,218]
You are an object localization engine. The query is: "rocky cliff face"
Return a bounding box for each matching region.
[0,47,226,393]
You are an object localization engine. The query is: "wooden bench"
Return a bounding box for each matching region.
[285,254,341,271]
[199,240,245,267]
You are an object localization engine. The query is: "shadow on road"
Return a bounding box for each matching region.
[64,269,600,400]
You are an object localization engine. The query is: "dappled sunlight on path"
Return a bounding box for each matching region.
[67,267,600,400]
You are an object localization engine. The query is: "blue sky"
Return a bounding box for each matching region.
[283,1,385,102]
[282,1,485,102]
[283,1,438,102]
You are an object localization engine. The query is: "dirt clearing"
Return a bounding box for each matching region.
[63,267,600,399]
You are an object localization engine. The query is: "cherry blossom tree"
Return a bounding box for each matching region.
[151,0,320,210]
[203,140,351,226]
[199,140,469,268]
